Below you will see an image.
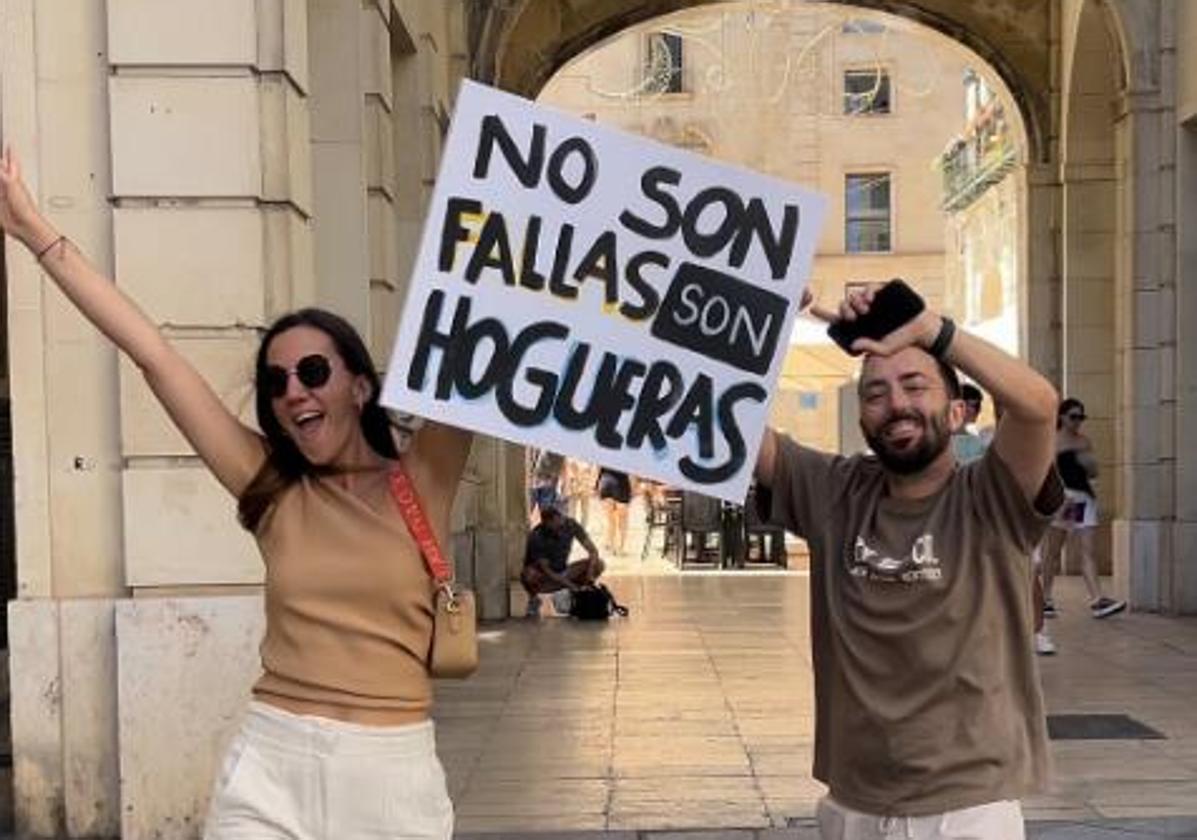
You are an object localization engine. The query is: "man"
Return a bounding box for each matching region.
[756,283,1062,839]
[950,382,987,463]
[528,449,566,524]
[521,505,605,618]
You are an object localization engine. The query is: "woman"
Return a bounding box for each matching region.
[1040,398,1125,620]
[596,467,632,555]
[0,148,470,839]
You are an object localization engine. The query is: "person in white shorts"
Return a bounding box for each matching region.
[1040,398,1126,620]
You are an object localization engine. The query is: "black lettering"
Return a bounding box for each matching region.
[619,166,682,239]
[495,321,569,426]
[619,251,668,321]
[572,231,619,304]
[455,318,510,399]
[625,361,685,450]
[464,212,516,286]
[474,115,545,188]
[438,197,482,273]
[553,345,614,432]
[548,223,578,299]
[594,356,647,449]
[518,215,547,290]
[546,136,598,204]
[678,383,766,484]
[730,199,799,280]
[652,262,788,376]
[682,187,742,259]
[665,374,715,458]
[407,291,472,400]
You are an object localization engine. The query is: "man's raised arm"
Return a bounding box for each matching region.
[844,287,1058,503]
[755,427,780,489]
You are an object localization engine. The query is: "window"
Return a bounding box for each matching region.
[844,69,891,115]
[644,32,684,94]
[845,173,892,253]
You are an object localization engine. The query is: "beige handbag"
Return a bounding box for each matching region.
[388,467,479,679]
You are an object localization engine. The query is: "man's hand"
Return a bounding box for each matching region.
[808,283,942,357]
[803,280,1059,504]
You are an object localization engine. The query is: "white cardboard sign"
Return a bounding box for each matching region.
[382,81,827,502]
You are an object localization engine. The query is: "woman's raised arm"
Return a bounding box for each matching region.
[1,147,265,496]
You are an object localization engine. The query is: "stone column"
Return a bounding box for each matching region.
[1176,117,1197,612]
[1111,86,1178,611]
[3,2,128,835]
[5,1,313,836]
[1023,164,1063,386]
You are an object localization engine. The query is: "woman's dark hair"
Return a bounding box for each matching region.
[1057,397,1085,429]
[237,308,398,531]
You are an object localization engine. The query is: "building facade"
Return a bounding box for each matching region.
[2,0,1196,836]
[537,5,993,452]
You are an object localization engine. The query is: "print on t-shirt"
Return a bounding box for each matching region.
[850,533,943,583]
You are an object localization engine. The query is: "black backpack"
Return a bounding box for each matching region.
[569,585,629,621]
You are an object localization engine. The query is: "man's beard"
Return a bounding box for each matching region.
[862,405,952,475]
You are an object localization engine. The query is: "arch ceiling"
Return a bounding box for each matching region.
[469,0,1056,160]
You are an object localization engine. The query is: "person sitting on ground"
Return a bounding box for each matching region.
[528,449,566,525]
[520,505,605,618]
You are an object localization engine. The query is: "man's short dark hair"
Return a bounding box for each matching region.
[960,382,982,405]
[938,359,961,400]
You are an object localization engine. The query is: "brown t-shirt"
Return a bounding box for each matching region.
[251,474,435,716]
[765,436,1063,816]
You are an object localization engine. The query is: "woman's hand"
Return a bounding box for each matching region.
[0,146,55,250]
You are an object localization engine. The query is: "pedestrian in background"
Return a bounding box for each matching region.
[596,466,632,555]
[1040,398,1126,620]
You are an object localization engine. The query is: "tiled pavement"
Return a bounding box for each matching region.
[434,511,1197,837]
[453,822,1197,839]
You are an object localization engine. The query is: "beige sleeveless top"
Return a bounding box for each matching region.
[251,474,435,717]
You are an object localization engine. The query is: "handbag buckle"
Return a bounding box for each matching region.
[440,583,460,613]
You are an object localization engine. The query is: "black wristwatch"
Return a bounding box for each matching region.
[927,316,956,359]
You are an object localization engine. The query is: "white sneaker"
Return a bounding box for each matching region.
[1034,632,1057,656]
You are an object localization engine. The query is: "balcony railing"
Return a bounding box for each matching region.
[938,106,1017,211]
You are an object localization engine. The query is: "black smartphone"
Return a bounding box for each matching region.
[826,278,926,355]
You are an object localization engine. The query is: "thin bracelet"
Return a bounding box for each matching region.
[34,234,66,262]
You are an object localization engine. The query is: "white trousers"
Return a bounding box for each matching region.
[817,796,1024,840]
[203,702,454,840]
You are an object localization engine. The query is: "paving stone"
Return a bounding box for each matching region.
[439,554,1197,835]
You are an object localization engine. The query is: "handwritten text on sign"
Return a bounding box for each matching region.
[382,81,826,502]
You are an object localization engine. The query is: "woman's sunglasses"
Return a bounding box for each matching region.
[262,353,333,399]
[1065,412,1086,422]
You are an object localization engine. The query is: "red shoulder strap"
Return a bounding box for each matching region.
[388,466,453,585]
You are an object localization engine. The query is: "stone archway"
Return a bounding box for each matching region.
[471,1,1053,161]
[470,0,1066,369]
[471,0,1069,389]
[470,0,1197,614]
